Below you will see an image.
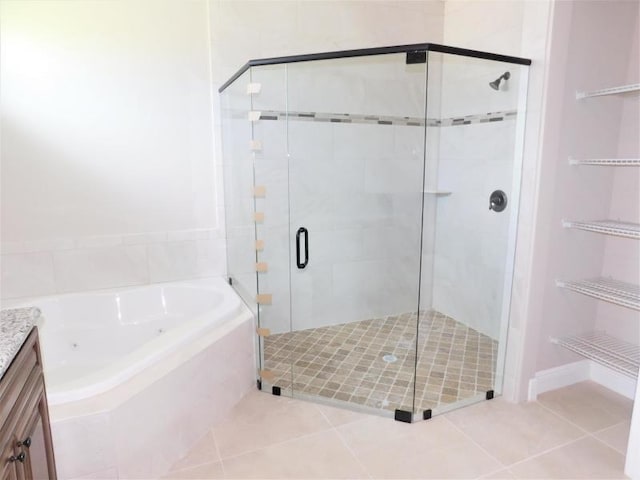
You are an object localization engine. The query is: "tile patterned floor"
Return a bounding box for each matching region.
[262,310,497,413]
[163,381,633,479]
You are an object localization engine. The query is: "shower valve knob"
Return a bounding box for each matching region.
[489,190,508,212]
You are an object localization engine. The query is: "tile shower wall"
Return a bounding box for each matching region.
[421,52,520,341]
[431,119,516,340]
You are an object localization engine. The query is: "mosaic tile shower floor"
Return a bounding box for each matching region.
[263,310,497,413]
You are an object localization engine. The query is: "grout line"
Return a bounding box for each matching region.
[589,431,630,457]
[210,428,227,477]
[166,460,223,478]
[499,433,591,470]
[475,467,515,480]
[210,403,336,465]
[587,420,631,456]
[316,407,373,479]
[590,419,630,436]
[534,400,593,435]
[164,431,224,477]
[442,415,508,469]
[214,427,334,464]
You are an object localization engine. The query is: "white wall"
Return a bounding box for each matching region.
[0,0,223,299]
[208,0,445,88]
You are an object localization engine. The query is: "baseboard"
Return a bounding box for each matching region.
[528,360,590,400]
[590,362,637,400]
[529,360,637,401]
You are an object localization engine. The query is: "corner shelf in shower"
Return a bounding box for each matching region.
[551,331,639,378]
[556,277,640,311]
[423,190,452,196]
[576,83,640,100]
[562,220,640,239]
[568,157,640,166]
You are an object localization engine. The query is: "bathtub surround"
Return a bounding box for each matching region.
[1,228,225,299]
[22,279,255,479]
[0,306,41,377]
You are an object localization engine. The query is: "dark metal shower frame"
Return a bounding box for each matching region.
[218,42,532,93]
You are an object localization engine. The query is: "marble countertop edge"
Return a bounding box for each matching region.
[0,307,41,380]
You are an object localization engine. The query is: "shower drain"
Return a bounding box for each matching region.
[382,354,398,363]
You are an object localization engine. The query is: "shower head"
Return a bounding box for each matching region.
[489,71,511,90]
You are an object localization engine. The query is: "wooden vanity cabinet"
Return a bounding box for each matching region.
[0,329,56,480]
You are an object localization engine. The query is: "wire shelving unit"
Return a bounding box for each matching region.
[568,157,640,166]
[552,332,639,378]
[562,220,640,239]
[556,277,640,311]
[576,83,640,100]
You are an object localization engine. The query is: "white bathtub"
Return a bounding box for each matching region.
[15,278,255,479]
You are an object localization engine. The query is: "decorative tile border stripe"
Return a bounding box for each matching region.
[233,109,517,127]
[438,109,517,127]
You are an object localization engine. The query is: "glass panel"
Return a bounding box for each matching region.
[248,65,292,393]
[415,51,527,416]
[222,69,257,308]
[285,53,428,415]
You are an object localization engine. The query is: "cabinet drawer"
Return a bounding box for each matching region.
[0,331,40,432]
[0,367,42,440]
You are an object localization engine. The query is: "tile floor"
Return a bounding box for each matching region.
[263,310,497,413]
[163,381,633,479]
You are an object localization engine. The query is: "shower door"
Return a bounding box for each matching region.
[272,53,429,416]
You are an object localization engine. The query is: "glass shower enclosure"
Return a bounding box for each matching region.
[221,44,530,422]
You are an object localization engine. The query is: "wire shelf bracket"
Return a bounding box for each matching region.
[551,332,639,378]
[576,83,640,100]
[562,220,640,239]
[556,277,640,311]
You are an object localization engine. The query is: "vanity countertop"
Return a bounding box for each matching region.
[0,307,41,379]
